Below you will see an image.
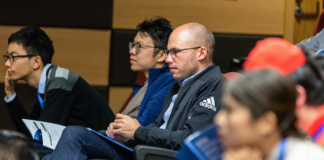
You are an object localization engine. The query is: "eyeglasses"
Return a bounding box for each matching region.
[129,42,164,54]
[164,47,201,59]
[3,54,36,62]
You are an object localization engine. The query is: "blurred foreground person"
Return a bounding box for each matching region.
[215,69,324,160]
[0,130,38,160]
[244,38,324,145]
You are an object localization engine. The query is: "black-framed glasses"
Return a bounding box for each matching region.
[3,54,36,62]
[164,47,201,59]
[129,42,164,54]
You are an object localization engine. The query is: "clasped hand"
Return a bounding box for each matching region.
[106,113,141,142]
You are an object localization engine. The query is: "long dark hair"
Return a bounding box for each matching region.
[225,69,297,137]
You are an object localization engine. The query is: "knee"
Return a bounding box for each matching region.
[61,126,88,141]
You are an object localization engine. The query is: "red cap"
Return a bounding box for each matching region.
[243,38,306,75]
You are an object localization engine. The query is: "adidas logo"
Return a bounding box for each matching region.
[199,97,217,111]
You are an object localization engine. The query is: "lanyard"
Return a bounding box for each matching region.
[278,138,287,160]
[313,122,324,141]
[37,90,45,109]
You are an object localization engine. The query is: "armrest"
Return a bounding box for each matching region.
[133,145,178,160]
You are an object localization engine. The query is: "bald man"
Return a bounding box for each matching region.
[44,23,225,160]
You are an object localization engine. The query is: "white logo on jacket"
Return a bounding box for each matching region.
[199,97,217,111]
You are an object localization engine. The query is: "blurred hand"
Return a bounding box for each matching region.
[106,123,130,142]
[114,134,130,143]
[4,72,17,98]
[222,147,262,160]
[106,123,115,139]
[112,113,141,140]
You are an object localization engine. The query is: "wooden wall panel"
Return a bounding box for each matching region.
[46,28,110,86]
[0,26,21,84]
[293,0,323,44]
[113,0,285,35]
[109,87,133,114]
[0,26,110,86]
[284,0,295,43]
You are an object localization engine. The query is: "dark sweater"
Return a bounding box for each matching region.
[7,65,115,138]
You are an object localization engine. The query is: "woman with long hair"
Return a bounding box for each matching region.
[215,69,324,160]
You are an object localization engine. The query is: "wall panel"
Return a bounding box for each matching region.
[110,30,138,86]
[109,87,133,114]
[113,0,285,35]
[0,0,113,29]
[293,0,323,44]
[213,34,281,73]
[0,26,110,86]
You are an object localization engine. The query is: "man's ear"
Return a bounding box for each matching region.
[295,85,306,109]
[197,47,208,61]
[155,50,166,63]
[32,56,42,70]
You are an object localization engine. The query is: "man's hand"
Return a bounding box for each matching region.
[111,113,141,140]
[114,134,131,143]
[106,123,115,139]
[4,72,17,99]
[106,121,132,142]
[222,147,262,160]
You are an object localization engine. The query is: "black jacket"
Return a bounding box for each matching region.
[134,64,225,150]
[7,65,115,138]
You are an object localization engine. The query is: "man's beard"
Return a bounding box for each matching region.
[173,62,198,81]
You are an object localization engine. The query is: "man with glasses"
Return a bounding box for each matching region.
[121,17,175,126]
[44,22,224,160]
[3,25,115,139]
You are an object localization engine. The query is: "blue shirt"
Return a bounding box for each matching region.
[160,68,206,129]
[5,64,52,102]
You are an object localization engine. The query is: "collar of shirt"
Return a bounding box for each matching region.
[178,68,206,87]
[38,63,52,94]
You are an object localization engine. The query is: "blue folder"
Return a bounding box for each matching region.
[87,128,133,152]
[176,124,223,160]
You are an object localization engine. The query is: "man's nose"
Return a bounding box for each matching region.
[165,53,173,63]
[5,59,11,67]
[129,47,136,55]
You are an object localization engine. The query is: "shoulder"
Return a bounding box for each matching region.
[160,72,174,83]
[197,65,225,85]
[286,138,324,160]
[153,71,175,86]
[206,66,225,80]
[195,74,225,92]
[46,66,80,92]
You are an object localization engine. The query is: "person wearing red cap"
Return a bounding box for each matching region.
[243,38,324,145]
